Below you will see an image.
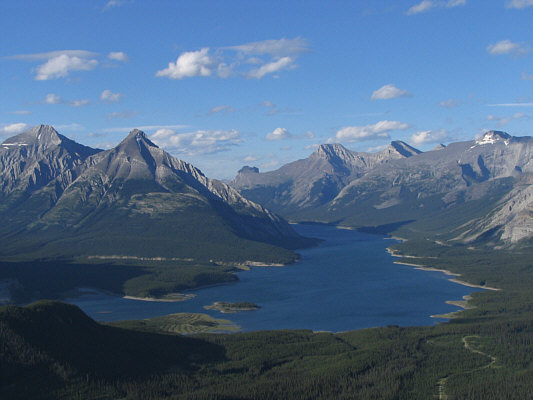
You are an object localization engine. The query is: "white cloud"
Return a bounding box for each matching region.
[304,131,315,139]
[156,48,214,79]
[244,155,258,162]
[522,72,533,80]
[35,54,98,80]
[7,50,98,61]
[45,93,62,104]
[208,104,235,115]
[506,0,533,8]
[406,0,466,14]
[70,99,90,107]
[108,52,129,62]
[100,89,123,102]
[102,124,188,133]
[7,50,103,80]
[407,0,434,14]
[0,123,31,136]
[150,128,241,155]
[487,102,533,107]
[487,40,529,56]
[410,130,448,145]
[103,0,131,10]
[156,37,308,80]
[366,144,389,152]
[440,98,459,108]
[225,37,309,57]
[261,160,281,169]
[248,57,294,79]
[487,112,528,127]
[371,84,411,100]
[335,121,409,142]
[265,127,291,141]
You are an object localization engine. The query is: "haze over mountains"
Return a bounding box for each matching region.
[0,125,313,262]
[231,131,533,248]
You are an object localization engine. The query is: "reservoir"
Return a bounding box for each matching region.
[67,224,481,332]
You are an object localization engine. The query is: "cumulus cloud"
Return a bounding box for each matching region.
[35,54,98,80]
[45,93,62,104]
[0,123,31,136]
[108,51,129,62]
[487,112,528,127]
[487,39,529,56]
[410,130,448,145]
[100,89,123,102]
[7,49,129,79]
[335,121,409,142]
[406,0,465,14]
[156,48,214,79]
[208,104,235,115]
[265,127,291,141]
[157,37,309,80]
[150,128,241,155]
[506,0,533,8]
[371,84,411,100]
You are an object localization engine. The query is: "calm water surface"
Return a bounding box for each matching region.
[66,224,480,332]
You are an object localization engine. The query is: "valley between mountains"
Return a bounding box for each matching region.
[2,125,533,399]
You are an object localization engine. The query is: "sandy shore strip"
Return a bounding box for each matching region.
[431,295,475,319]
[393,260,501,291]
[123,293,196,302]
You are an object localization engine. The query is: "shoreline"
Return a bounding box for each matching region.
[393,260,500,291]
[123,293,196,302]
[387,242,501,321]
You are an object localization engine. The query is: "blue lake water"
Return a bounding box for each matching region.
[66,224,481,332]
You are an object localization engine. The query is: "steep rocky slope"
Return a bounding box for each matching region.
[0,126,313,262]
[231,141,420,214]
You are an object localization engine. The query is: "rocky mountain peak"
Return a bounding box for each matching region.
[431,143,447,151]
[476,130,511,146]
[2,124,62,150]
[238,166,259,174]
[120,129,157,148]
[386,141,422,158]
[313,143,353,162]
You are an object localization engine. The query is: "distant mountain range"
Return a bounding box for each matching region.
[231,131,533,248]
[0,125,315,263]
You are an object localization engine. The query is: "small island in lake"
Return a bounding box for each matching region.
[204,301,261,313]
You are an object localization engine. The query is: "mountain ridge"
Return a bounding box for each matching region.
[232,131,533,248]
[0,125,314,262]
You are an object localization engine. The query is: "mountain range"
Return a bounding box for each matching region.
[231,131,533,248]
[0,125,314,263]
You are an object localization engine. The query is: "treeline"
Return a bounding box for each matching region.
[3,299,533,399]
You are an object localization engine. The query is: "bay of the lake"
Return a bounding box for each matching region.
[66,224,481,332]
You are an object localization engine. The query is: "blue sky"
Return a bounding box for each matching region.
[2,0,533,178]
